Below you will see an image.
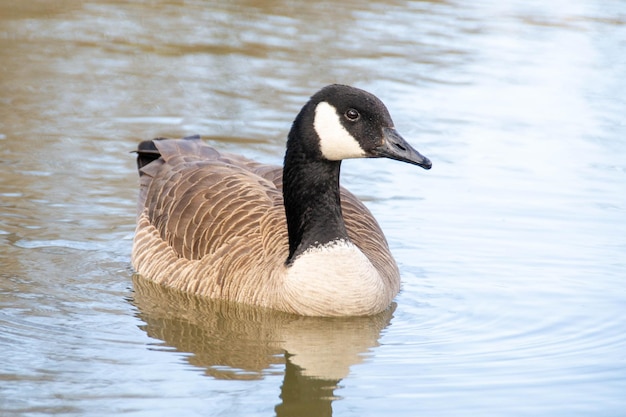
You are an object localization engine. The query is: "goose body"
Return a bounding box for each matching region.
[132,84,431,316]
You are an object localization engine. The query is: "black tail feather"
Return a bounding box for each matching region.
[136,139,162,171]
[134,135,201,173]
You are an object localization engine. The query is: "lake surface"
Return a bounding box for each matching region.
[1,0,625,416]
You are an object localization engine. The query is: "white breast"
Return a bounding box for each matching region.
[282,240,390,316]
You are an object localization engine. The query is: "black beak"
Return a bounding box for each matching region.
[372,127,432,169]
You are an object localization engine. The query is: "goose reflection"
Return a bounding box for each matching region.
[131,274,394,416]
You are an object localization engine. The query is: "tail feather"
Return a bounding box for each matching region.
[135,135,201,174]
[136,140,161,171]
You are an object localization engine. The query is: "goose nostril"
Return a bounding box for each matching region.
[393,142,406,151]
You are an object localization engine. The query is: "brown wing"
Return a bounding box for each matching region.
[138,138,287,263]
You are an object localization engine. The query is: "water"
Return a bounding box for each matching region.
[1,0,625,416]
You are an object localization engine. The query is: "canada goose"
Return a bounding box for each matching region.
[132,84,431,317]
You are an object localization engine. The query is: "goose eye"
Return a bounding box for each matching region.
[345,109,360,121]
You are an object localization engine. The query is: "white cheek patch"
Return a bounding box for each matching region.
[313,101,366,160]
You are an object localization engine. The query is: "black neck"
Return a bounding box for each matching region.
[282,115,349,264]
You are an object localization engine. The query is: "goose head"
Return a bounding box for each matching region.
[287,84,432,169]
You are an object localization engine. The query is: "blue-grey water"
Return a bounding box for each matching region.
[1,1,625,416]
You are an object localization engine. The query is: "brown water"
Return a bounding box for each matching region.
[1,1,625,416]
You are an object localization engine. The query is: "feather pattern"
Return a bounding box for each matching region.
[132,137,400,315]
